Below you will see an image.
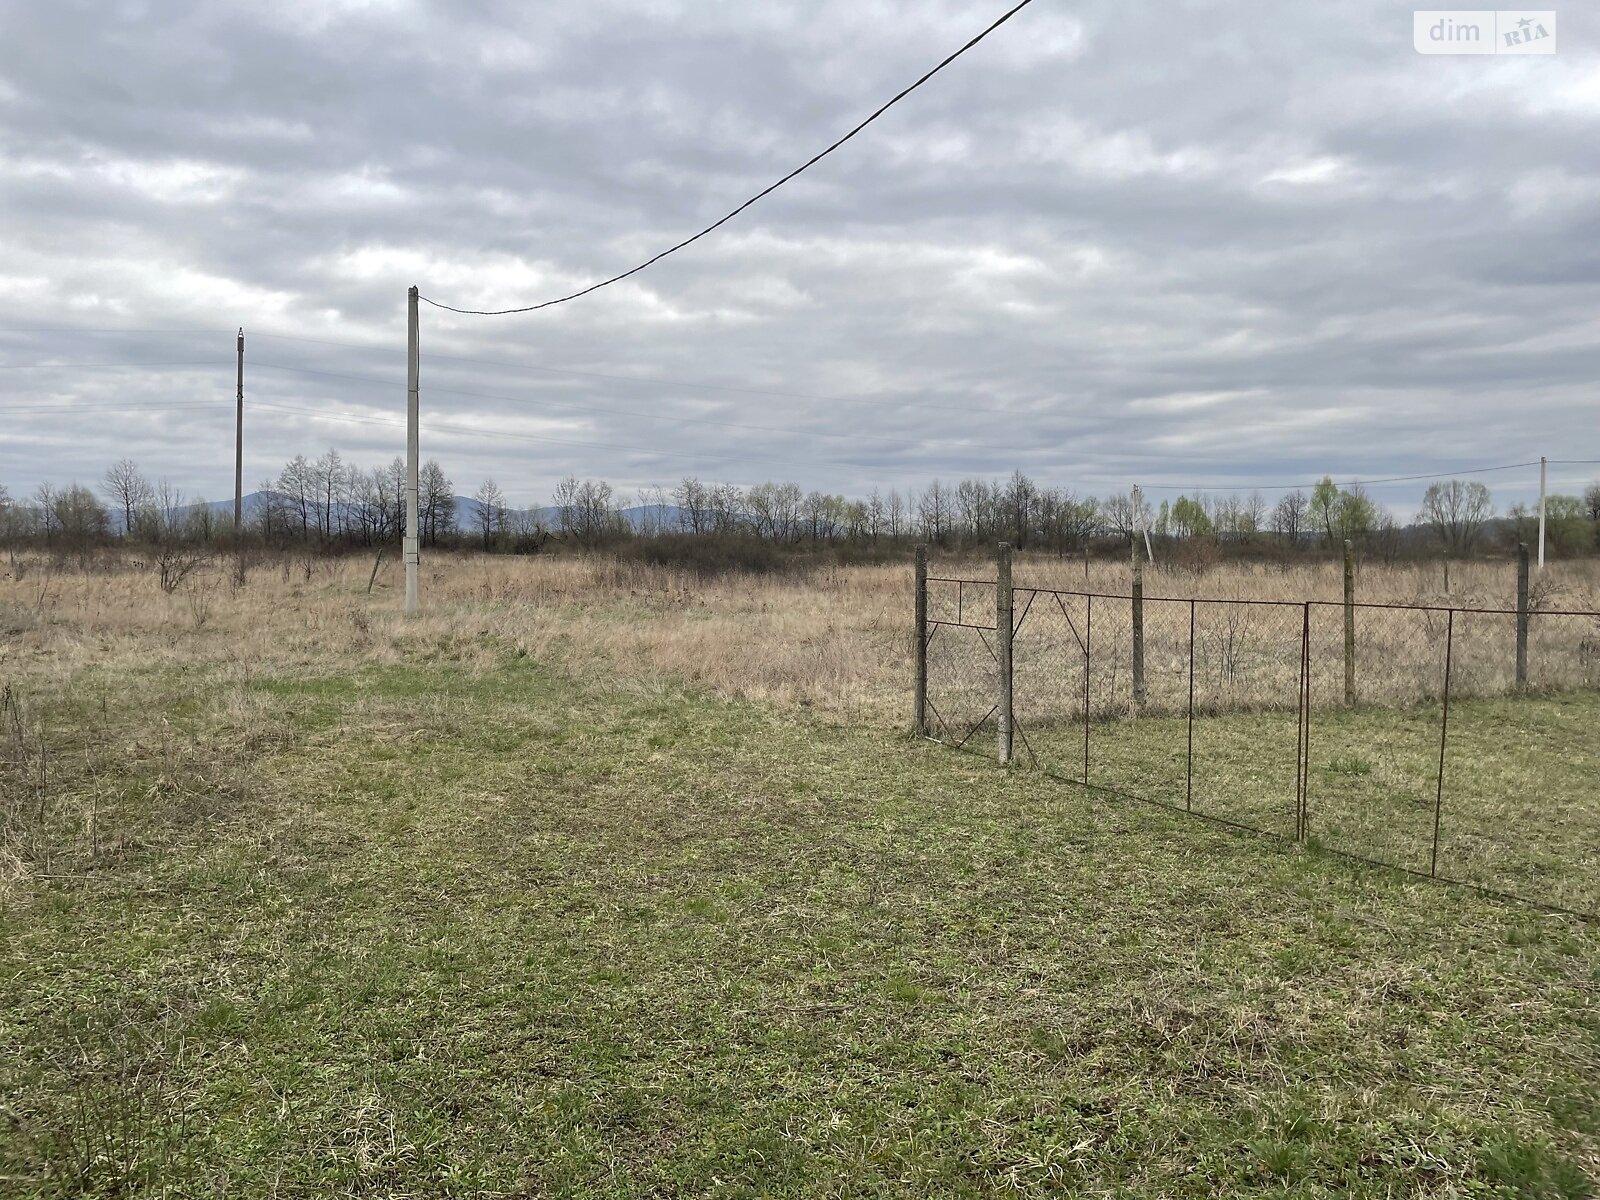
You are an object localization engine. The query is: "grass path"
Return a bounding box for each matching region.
[2,654,1597,1197]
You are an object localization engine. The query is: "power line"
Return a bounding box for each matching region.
[1131,461,1542,494]
[418,0,1040,315]
[0,327,232,335]
[0,360,228,370]
[0,401,222,416]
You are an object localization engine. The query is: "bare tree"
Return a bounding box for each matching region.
[1100,490,1150,544]
[570,479,619,546]
[1243,491,1267,538]
[916,480,953,546]
[420,459,455,546]
[473,479,507,549]
[312,448,347,540]
[1004,470,1037,549]
[277,455,315,538]
[633,485,670,537]
[252,478,291,544]
[955,478,994,542]
[1418,480,1492,553]
[674,477,709,534]
[1272,490,1307,542]
[708,484,743,534]
[33,483,58,541]
[102,458,152,538]
[865,489,887,541]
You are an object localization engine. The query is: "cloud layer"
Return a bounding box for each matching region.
[2,0,1596,509]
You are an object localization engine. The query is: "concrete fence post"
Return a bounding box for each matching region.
[997,542,1013,765]
[1131,562,1146,710]
[1516,542,1530,688]
[914,545,928,736]
[1343,539,1356,707]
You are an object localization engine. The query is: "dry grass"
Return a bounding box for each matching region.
[2,547,1598,1195]
[5,548,1598,730]
[7,546,1592,914]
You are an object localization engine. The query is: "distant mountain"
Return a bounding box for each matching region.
[106,490,271,534]
[620,504,690,532]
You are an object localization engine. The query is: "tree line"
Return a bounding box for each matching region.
[3,451,1599,559]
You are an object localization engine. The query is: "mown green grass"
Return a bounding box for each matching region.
[1015,692,1600,916]
[2,654,1597,1197]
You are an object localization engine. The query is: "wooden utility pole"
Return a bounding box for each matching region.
[405,286,420,615]
[234,328,244,531]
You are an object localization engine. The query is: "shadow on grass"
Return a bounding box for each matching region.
[951,690,1600,919]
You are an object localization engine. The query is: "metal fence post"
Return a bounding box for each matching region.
[1431,609,1455,877]
[1132,563,1146,710]
[997,541,1013,765]
[1516,542,1530,689]
[1343,539,1356,707]
[913,545,928,736]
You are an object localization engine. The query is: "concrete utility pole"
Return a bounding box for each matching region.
[1537,456,1547,570]
[1135,483,1153,563]
[1130,484,1143,572]
[405,286,420,615]
[234,328,244,531]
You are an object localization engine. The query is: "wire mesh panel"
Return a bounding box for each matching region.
[1184,599,1304,838]
[1448,607,1520,699]
[1527,607,1600,694]
[1434,609,1600,915]
[1086,596,1192,810]
[1009,589,1088,781]
[1302,602,1448,876]
[923,578,998,751]
[915,567,1598,917]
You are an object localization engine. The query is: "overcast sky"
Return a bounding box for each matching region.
[1,0,1596,510]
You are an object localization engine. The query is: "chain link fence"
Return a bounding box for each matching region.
[916,544,1600,918]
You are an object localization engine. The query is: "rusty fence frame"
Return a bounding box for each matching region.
[914,546,1599,920]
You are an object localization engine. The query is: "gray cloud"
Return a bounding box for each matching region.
[2,0,1597,509]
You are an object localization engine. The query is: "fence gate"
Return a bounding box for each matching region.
[913,543,1598,919]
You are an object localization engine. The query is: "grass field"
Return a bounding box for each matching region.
[2,551,1598,1196]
